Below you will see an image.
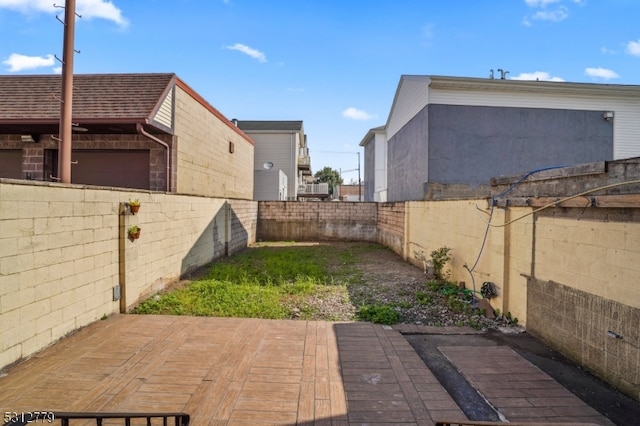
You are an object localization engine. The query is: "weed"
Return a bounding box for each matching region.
[430,247,452,281]
[416,291,432,305]
[469,319,483,330]
[394,301,413,309]
[357,304,401,325]
[505,311,519,325]
[426,280,441,291]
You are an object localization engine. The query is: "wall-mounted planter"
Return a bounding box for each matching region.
[128,226,141,240]
[128,199,141,214]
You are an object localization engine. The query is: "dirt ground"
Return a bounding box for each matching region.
[281,241,512,329]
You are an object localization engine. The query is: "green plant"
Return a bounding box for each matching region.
[128,225,140,234]
[128,198,140,206]
[426,280,441,291]
[468,319,483,330]
[430,247,452,280]
[356,304,401,325]
[394,301,412,309]
[505,311,519,325]
[416,291,432,305]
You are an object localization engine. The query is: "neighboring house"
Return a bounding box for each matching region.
[236,120,311,201]
[0,73,254,200]
[359,125,386,202]
[362,75,640,202]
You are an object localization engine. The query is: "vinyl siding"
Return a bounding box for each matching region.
[154,88,174,129]
[386,76,431,140]
[249,132,300,200]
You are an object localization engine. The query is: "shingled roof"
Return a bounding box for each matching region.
[0,73,176,134]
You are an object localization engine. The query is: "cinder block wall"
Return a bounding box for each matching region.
[257,201,378,242]
[404,200,523,320]
[526,209,640,400]
[173,85,254,199]
[0,180,256,370]
[377,202,405,256]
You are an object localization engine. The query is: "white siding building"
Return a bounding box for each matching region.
[236,121,310,201]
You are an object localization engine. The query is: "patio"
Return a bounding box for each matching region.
[0,315,463,425]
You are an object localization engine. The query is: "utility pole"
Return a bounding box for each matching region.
[58,0,77,183]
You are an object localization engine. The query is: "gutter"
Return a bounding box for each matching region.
[136,123,171,192]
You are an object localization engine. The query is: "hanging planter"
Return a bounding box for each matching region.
[128,199,141,214]
[128,225,141,240]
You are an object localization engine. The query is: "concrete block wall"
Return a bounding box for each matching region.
[526,208,640,399]
[257,201,378,242]
[0,180,257,370]
[229,199,258,254]
[528,277,639,400]
[404,200,526,321]
[173,86,254,200]
[376,202,405,256]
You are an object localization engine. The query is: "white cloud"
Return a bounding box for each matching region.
[0,0,128,27]
[524,0,561,6]
[600,46,616,55]
[510,71,564,81]
[226,43,267,63]
[342,107,376,121]
[626,39,640,57]
[2,53,55,72]
[77,0,128,27]
[584,67,619,80]
[523,0,572,25]
[532,7,568,22]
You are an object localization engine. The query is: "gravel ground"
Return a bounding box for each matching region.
[286,242,520,330]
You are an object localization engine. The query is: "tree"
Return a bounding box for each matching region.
[314,167,343,195]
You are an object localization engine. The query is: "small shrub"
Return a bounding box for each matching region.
[430,247,452,281]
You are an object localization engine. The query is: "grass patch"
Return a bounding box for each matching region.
[134,244,360,319]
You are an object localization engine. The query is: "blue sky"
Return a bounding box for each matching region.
[1,0,639,182]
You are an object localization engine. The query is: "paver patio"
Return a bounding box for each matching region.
[0,315,464,425]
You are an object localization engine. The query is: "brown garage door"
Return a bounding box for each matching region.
[72,150,150,189]
[0,150,23,179]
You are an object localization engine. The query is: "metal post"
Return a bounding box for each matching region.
[58,0,77,183]
[357,152,361,201]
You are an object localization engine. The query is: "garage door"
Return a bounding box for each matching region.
[0,150,23,179]
[72,150,150,189]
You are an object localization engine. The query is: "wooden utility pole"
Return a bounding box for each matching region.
[58,0,77,183]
